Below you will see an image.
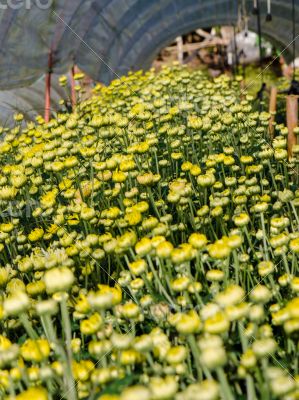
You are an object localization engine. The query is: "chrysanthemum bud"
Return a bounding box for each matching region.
[121,385,151,400]
[3,291,29,316]
[252,338,277,358]
[188,233,207,249]
[250,285,272,303]
[43,267,74,294]
[201,345,227,369]
[149,376,178,399]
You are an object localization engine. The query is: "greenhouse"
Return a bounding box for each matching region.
[0,1,299,399]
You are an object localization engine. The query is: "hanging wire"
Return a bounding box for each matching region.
[254,0,266,109]
[280,0,299,95]
[292,0,296,80]
[237,0,244,31]
[233,24,238,76]
[266,0,272,21]
[256,0,263,76]
[252,0,258,15]
[241,0,248,79]
[243,0,249,38]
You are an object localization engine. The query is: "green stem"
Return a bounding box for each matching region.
[260,213,269,261]
[187,335,203,380]
[146,256,176,307]
[216,367,235,400]
[60,297,78,400]
[19,313,38,340]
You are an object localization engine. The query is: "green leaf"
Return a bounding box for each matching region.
[98,374,139,396]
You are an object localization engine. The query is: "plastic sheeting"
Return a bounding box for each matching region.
[0,74,69,127]
[1,0,298,91]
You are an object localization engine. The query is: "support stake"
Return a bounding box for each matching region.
[176,36,183,64]
[268,86,277,139]
[286,95,298,159]
[240,80,246,100]
[70,66,76,109]
[44,51,53,123]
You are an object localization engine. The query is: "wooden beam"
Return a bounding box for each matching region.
[286,95,298,159]
[196,28,213,39]
[166,38,229,54]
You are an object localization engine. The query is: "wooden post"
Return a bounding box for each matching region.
[176,36,183,64]
[70,66,76,109]
[44,51,53,123]
[268,86,277,139]
[286,95,298,158]
[240,80,245,100]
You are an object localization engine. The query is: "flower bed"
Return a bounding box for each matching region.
[0,65,299,399]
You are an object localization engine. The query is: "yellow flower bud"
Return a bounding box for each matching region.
[175,310,201,334]
[16,387,48,400]
[80,313,103,335]
[128,259,147,276]
[21,339,50,362]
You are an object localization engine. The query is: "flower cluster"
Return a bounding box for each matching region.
[0,65,298,399]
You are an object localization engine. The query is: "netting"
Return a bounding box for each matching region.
[0,74,68,126]
[0,0,298,126]
[1,0,298,89]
